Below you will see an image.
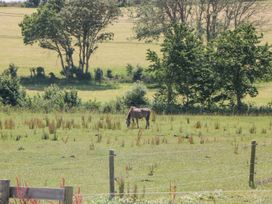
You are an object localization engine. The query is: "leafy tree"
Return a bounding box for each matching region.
[24,0,41,8]
[20,0,74,78]
[61,0,120,75]
[147,24,215,107]
[212,24,272,111]
[20,0,120,78]
[0,69,26,106]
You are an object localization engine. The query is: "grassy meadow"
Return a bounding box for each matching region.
[1,3,272,203]
[1,112,272,203]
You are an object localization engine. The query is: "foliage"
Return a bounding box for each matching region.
[24,0,41,8]
[134,0,260,42]
[126,64,146,82]
[0,66,25,106]
[64,89,81,109]
[25,84,82,111]
[19,0,73,77]
[106,69,114,79]
[20,0,120,78]
[3,64,18,78]
[30,66,46,79]
[211,24,272,110]
[60,0,120,75]
[132,66,144,82]
[95,68,104,83]
[147,24,215,107]
[123,82,149,107]
[147,23,272,111]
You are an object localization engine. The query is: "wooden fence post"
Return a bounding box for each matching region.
[64,186,73,204]
[249,141,257,188]
[0,180,10,204]
[109,149,115,200]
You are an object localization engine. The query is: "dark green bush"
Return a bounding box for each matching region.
[132,65,144,82]
[39,84,81,111]
[84,100,101,112]
[126,64,134,76]
[123,83,149,107]
[100,98,125,113]
[3,64,18,78]
[94,68,104,83]
[64,89,81,109]
[126,64,146,82]
[0,74,25,106]
[106,69,114,79]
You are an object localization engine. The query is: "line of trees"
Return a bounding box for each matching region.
[147,23,272,112]
[133,0,264,42]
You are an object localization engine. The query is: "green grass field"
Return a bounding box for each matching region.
[1,112,272,203]
[1,3,272,204]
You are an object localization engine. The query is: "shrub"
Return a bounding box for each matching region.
[101,102,115,113]
[0,74,26,106]
[94,68,104,83]
[84,100,101,112]
[126,64,145,82]
[30,66,46,79]
[64,89,81,109]
[61,66,92,80]
[100,98,125,113]
[40,85,81,111]
[43,84,65,109]
[123,83,149,107]
[126,64,134,76]
[3,64,18,78]
[36,67,46,78]
[132,65,144,82]
[106,69,114,79]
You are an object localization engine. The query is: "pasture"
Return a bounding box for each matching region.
[1,111,272,203]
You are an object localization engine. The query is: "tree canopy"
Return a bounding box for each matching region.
[212,24,272,110]
[147,23,272,111]
[20,0,120,79]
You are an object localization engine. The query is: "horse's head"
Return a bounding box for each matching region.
[126,118,131,127]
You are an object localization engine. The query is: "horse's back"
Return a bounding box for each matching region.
[130,107,150,118]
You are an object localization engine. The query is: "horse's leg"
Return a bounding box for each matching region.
[136,118,139,128]
[146,113,150,129]
[145,117,150,129]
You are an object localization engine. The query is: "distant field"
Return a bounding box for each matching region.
[1,112,272,203]
[0,7,160,76]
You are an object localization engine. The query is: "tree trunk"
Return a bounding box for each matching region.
[236,93,243,112]
[55,42,66,76]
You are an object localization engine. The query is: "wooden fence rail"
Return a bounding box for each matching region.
[0,180,73,204]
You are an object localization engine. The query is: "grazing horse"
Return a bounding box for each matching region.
[126,107,151,129]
